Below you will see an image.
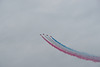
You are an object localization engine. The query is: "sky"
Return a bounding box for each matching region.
[0,0,100,67]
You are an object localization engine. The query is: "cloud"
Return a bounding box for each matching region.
[0,0,100,67]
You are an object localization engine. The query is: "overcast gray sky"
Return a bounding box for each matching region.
[0,0,100,67]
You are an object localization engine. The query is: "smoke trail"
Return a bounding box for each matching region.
[40,34,100,62]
